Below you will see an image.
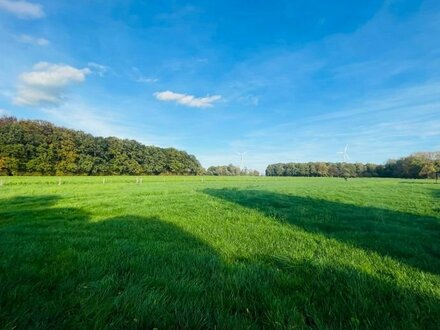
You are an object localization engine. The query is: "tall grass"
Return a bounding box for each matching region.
[0,177,439,328]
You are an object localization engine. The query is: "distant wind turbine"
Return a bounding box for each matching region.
[236,151,246,170]
[337,144,350,162]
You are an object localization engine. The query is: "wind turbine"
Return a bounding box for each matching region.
[236,151,246,170]
[337,144,350,163]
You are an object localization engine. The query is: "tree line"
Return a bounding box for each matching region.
[0,117,204,176]
[206,164,260,176]
[266,152,440,179]
[2,117,438,178]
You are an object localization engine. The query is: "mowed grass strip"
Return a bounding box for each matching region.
[0,177,439,329]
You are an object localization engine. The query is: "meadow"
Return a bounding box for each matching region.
[0,176,439,329]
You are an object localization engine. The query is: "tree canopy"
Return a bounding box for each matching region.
[266,152,440,179]
[0,117,204,176]
[206,164,260,176]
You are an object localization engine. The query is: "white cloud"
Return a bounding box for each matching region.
[14,62,91,107]
[16,34,49,46]
[154,90,221,108]
[0,0,45,19]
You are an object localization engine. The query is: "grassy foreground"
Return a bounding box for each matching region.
[0,176,439,329]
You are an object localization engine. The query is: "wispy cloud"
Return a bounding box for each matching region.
[231,81,440,170]
[130,67,158,84]
[154,90,221,108]
[0,108,11,116]
[238,95,259,106]
[16,34,49,46]
[43,101,182,147]
[87,62,108,77]
[14,62,91,107]
[0,0,45,19]
[136,76,158,84]
[43,103,126,138]
[162,57,208,72]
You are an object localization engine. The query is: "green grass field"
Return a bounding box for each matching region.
[0,176,439,329]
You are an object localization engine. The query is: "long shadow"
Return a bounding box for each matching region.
[204,188,440,276]
[0,195,439,328]
[0,195,88,224]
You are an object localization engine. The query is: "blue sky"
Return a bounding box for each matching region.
[0,0,439,172]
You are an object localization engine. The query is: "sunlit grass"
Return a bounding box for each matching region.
[0,176,439,328]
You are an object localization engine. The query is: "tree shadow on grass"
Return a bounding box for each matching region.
[0,195,439,328]
[0,195,87,224]
[204,188,440,276]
